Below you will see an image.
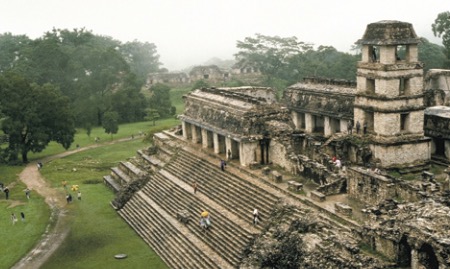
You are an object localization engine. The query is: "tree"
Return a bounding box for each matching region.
[235,34,313,85]
[418,38,447,71]
[120,40,161,85]
[145,109,160,126]
[102,111,119,139]
[191,79,210,90]
[111,73,148,123]
[0,33,31,73]
[0,73,75,163]
[148,83,173,118]
[432,11,450,67]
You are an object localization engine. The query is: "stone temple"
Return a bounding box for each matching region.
[106,21,450,269]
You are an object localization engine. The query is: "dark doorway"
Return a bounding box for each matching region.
[418,243,439,269]
[434,137,445,157]
[397,235,411,267]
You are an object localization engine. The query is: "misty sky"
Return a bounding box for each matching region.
[0,0,446,70]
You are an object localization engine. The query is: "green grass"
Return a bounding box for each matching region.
[28,118,180,162]
[0,120,179,269]
[170,87,191,114]
[0,180,50,269]
[40,139,169,269]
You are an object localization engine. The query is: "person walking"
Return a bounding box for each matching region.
[253,209,259,225]
[11,213,17,225]
[363,122,367,134]
[25,188,31,199]
[20,212,25,222]
[220,159,226,171]
[192,182,199,194]
[356,121,361,134]
[4,187,9,200]
[77,190,81,200]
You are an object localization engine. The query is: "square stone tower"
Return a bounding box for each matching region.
[354,21,431,169]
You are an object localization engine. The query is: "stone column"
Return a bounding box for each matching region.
[213,133,220,154]
[410,249,419,269]
[324,116,332,137]
[445,140,450,161]
[182,121,188,140]
[191,125,199,143]
[305,113,314,133]
[292,111,301,130]
[225,136,232,159]
[340,119,347,134]
[240,142,258,166]
[201,129,209,148]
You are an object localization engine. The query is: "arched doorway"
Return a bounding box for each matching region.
[418,243,439,269]
[397,235,411,267]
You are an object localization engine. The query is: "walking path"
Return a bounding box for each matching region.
[11,137,134,269]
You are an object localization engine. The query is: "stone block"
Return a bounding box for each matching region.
[176,210,190,224]
[249,161,260,170]
[287,180,303,192]
[335,202,352,216]
[310,190,326,202]
[271,171,283,183]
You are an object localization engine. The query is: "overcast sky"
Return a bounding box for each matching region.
[0,0,446,70]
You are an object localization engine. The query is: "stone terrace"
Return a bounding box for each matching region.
[108,131,395,268]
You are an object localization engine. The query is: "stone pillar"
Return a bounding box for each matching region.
[410,249,419,269]
[292,111,301,130]
[191,125,199,143]
[225,136,232,158]
[445,140,450,161]
[213,133,220,154]
[240,141,258,166]
[305,113,314,133]
[181,121,188,140]
[324,116,332,137]
[340,119,347,134]
[201,129,209,148]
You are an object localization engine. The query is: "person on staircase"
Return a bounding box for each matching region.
[253,209,259,225]
[220,159,226,171]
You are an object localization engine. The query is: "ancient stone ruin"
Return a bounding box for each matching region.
[106,20,450,269]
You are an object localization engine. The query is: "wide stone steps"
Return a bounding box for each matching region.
[141,172,253,267]
[164,150,279,221]
[150,170,256,241]
[119,194,225,269]
[110,167,132,184]
[118,206,194,269]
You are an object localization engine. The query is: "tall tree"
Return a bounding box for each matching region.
[102,111,119,139]
[0,33,31,73]
[120,40,161,84]
[0,73,75,163]
[432,11,450,67]
[235,34,313,85]
[147,83,174,118]
[418,37,447,71]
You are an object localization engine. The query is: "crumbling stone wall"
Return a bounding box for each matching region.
[370,139,431,168]
[283,78,355,121]
[347,167,396,205]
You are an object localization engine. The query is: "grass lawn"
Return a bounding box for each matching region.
[0,179,50,269]
[28,118,180,162]
[40,139,169,269]
[0,120,179,269]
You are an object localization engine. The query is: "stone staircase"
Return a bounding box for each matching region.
[112,141,272,268]
[163,150,281,225]
[107,131,394,268]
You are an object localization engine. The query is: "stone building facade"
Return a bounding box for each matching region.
[179,86,294,168]
[177,21,450,268]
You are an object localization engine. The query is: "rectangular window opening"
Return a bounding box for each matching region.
[400,113,409,131]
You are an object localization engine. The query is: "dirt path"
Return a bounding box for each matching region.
[11,137,134,269]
